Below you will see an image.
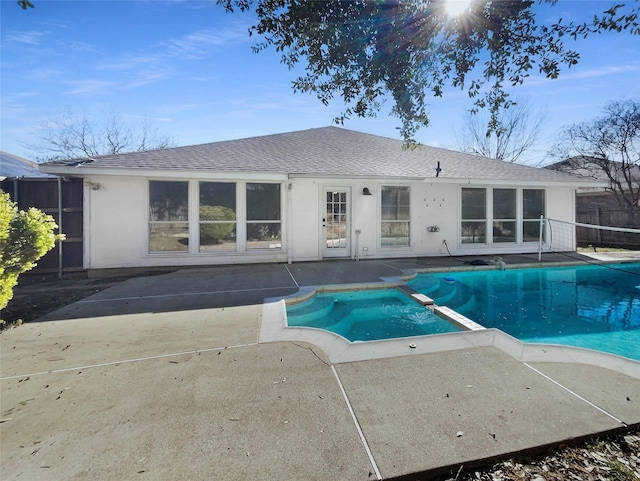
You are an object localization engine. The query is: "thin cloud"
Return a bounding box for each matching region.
[559,64,640,81]
[159,24,252,59]
[125,69,173,89]
[86,23,252,92]
[1,91,38,103]
[523,64,640,86]
[29,67,66,83]
[63,41,103,54]
[155,103,204,115]
[95,54,161,72]
[94,24,251,75]
[63,79,120,96]
[0,97,34,116]
[62,65,171,96]
[5,30,49,45]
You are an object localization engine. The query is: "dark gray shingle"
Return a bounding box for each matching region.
[41,126,597,184]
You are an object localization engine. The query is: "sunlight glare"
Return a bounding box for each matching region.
[445,0,473,16]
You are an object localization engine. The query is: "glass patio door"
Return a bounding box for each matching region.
[322,188,350,258]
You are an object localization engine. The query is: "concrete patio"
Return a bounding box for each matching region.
[2,254,639,480]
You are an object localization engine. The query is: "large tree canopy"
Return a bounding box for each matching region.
[218,0,639,144]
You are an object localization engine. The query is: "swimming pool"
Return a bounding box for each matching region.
[284,262,640,361]
[286,288,461,342]
[408,262,640,361]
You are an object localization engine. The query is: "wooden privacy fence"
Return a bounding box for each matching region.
[576,208,640,248]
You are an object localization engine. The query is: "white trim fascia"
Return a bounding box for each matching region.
[451,178,607,188]
[39,166,289,181]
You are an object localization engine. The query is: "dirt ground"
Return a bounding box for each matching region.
[1,272,639,480]
[0,273,127,329]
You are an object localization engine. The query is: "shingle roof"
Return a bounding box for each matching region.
[1,151,56,179]
[41,126,596,184]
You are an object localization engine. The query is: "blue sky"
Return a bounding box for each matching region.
[1,0,639,165]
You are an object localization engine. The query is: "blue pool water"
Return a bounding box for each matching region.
[408,262,640,361]
[286,289,461,342]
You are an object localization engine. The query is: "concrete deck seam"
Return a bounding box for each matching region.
[283,263,300,287]
[77,286,295,303]
[376,260,404,272]
[330,364,382,481]
[523,362,627,426]
[0,342,259,381]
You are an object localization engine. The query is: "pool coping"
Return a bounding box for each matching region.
[260,265,640,379]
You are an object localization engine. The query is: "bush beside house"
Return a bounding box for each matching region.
[0,192,62,323]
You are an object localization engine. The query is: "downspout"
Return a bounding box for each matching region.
[537,215,544,262]
[83,180,90,273]
[287,181,293,264]
[57,176,63,279]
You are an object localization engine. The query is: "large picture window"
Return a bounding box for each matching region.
[246,183,281,249]
[523,189,545,242]
[461,188,486,244]
[149,180,283,255]
[460,187,546,245]
[199,182,237,252]
[381,186,410,247]
[493,189,516,243]
[149,181,189,252]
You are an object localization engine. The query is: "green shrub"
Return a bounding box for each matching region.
[199,205,236,244]
[0,192,63,317]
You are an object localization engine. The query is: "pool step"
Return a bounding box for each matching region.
[400,283,481,329]
[286,296,335,327]
[411,293,435,306]
[397,285,434,305]
[410,278,476,312]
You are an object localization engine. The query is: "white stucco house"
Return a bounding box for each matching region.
[39,127,600,272]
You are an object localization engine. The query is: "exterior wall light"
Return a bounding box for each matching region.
[362,187,372,196]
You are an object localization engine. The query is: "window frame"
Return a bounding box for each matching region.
[246,182,282,250]
[147,180,284,255]
[522,188,546,243]
[459,187,546,246]
[198,181,238,253]
[461,187,487,244]
[380,185,411,248]
[492,188,517,244]
[148,180,190,253]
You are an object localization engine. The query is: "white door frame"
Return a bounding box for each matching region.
[321,186,351,258]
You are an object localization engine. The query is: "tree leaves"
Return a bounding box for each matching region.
[0,193,63,313]
[17,0,34,10]
[217,0,639,144]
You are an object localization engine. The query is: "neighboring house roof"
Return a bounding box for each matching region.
[547,156,640,181]
[546,156,640,193]
[0,151,56,180]
[40,126,599,185]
